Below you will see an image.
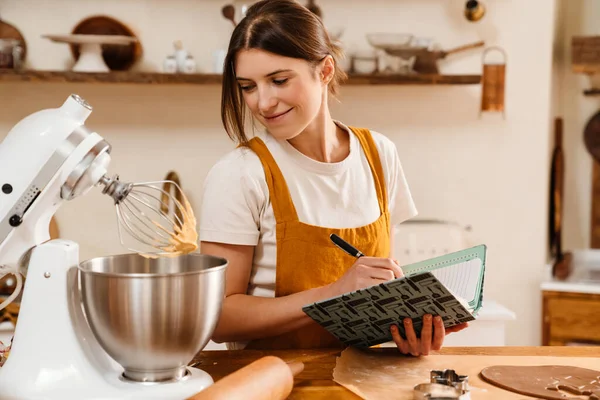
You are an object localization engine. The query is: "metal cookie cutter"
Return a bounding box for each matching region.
[413,369,470,399]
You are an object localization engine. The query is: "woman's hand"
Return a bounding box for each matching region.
[390,314,469,356]
[328,256,403,296]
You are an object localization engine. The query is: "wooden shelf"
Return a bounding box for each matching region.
[0,69,482,86]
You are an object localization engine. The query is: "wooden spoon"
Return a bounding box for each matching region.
[306,0,322,18]
[221,4,237,27]
[441,40,486,57]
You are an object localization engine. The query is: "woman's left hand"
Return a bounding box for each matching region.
[390,314,468,356]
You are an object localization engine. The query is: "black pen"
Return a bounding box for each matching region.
[329,233,365,258]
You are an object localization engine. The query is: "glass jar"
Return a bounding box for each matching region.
[0,39,23,69]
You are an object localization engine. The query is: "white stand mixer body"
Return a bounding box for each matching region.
[0,95,215,398]
[0,240,213,399]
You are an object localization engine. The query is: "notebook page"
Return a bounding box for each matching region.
[428,258,482,305]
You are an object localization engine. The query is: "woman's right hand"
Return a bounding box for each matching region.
[328,257,404,296]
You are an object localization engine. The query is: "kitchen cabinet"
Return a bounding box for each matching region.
[542,290,600,346]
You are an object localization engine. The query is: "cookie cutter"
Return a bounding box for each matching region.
[413,369,470,399]
[431,369,469,392]
[413,383,465,399]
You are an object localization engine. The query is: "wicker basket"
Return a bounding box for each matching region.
[572,36,600,74]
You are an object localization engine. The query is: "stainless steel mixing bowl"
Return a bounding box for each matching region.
[78,253,227,382]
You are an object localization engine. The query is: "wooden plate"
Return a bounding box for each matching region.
[70,15,142,71]
[0,15,27,61]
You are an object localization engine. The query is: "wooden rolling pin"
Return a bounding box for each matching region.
[187,356,303,400]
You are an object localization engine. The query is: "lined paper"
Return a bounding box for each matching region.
[429,258,483,306]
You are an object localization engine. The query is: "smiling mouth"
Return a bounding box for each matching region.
[263,108,293,120]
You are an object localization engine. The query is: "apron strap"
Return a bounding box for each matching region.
[245,137,299,223]
[348,126,388,214]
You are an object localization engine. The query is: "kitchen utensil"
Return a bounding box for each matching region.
[549,118,572,280]
[43,34,138,72]
[163,55,177,73]
[0,14,26,62]
[585,110,600,248]
[464,0,486,22]
[70,15,142,71]
[99,172,197,256]
[383,40,485,74]
[188,356,301,400]
[79,252,227,382]
[332,346,600,399]
[414,370,469,399]
[351,50,378,74]
[430,369,469,392]
[413,383,464,399]
[222,4,237,27]
[183,55,197,73]
[306,0,322,18]
[329,233,365,258]
[481,365,600,399]
[0,94,223,399]
[480,46,507,117]
[0,39,23,69]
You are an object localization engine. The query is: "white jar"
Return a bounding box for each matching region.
[183,56,197,74]
[162,56,177,73]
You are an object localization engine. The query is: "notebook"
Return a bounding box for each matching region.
[302,244,487,348]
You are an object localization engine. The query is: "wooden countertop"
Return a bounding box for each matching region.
[190,346,600,399]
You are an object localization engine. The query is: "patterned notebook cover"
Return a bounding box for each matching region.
[302,245,486,348]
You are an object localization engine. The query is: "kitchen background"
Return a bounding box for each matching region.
[0,0,598,348]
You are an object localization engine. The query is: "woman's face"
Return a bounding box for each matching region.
[235,49,327,140]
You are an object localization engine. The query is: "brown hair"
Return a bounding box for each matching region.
[221,0,347,145]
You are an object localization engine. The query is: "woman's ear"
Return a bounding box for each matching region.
[320,55,335,85]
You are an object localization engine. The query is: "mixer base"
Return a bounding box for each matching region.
[0,241,214,399]
[0,367,213,399]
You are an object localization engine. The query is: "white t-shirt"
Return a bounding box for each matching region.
[199,121,418,300]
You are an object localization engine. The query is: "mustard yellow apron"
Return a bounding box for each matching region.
[245,127,391,349]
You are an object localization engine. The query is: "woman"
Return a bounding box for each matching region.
[200,0,468,355]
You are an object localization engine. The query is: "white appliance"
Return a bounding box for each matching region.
[392,219,516,346]
[0,95,215,399]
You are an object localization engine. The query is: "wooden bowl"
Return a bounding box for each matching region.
[70,15,142,71]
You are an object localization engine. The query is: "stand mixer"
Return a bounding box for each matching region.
[0,94,227,399]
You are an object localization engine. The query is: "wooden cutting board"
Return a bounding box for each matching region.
[333,347,600,399]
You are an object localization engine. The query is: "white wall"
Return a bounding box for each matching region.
[556,0,600,252]
[0,0,558,346]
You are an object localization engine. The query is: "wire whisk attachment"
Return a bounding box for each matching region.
[98,175,198,256]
